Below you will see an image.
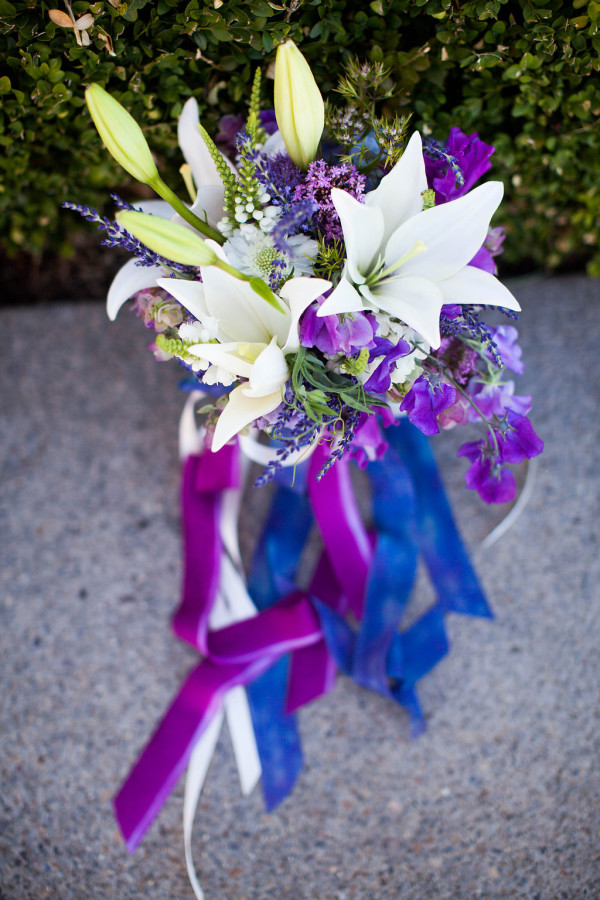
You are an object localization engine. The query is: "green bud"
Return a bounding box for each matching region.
[85,84,159,185]
[116,211,217,267]
[274,41,324,170]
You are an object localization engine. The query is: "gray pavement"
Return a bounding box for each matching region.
[1,274,599,899]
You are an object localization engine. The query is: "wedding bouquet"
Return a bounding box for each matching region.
[68,41,542,896]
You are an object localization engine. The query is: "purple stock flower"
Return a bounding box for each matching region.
[300,302,375,357]
[425,128,495,204]
[400,374,457,436]
[364,337,411,394]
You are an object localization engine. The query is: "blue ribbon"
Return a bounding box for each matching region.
[248,419,492,805]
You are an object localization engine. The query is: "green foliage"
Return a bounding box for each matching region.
[1,0,599,272]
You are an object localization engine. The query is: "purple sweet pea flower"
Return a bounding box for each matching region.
[259,109,278,135]
[457,411,542,503]
[467,379,532,421]
[215,114,244,152]
[458,443,517,504]
[348,413,389,469]
[300,304,376,357]
[400,374,457,436]
[490,325,525,375]
[364,337,411,394]
[468,244,496,275]
[495,411,544,463]
[425,128,495,203]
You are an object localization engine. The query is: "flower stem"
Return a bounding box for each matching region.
[149,176,225,244]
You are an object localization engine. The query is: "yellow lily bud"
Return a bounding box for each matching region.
[116,211,217,267]
[274,41,324,170]
[85,84,159,186]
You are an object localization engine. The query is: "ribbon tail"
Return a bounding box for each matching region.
[183,709,225,900]
[224,686,262,795]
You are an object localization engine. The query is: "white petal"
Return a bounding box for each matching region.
[178,98,223,189]
[157,277,210,324]
[262,130,286,158]
[317,275,365,317]
[331,189,384,283]
[170,185,225,232]
[211,384,282,452]
[365,277,444,348]
[107,259,164,321]
[366,131,428,242]
[246,338,289,397]
[386,182,504,283]
[186,342,256,379]
[136,199,173,219]
[438,265,521,312]
[201,264,289,345]
[279,277,332,353]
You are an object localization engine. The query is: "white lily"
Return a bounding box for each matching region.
[107,98,231,321]
[318,131,520,349]
[158,248,330,451]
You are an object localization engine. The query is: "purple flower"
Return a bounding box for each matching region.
[457,412,542,503]
[425,128,495,204]
[469,244,496,275]
[215,114,244,152]
[348,413,389,469]
[300,303,375,357]
[400,374,457,436]
[293,160,366,243]
[260,152,304,204]
[458,445,517,504]
[259,109,278,135]
[495,411,544,464]
[490,325,525,375]
[363,337,411,394]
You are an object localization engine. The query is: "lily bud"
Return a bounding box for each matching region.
[116,211,217,267]
[274,41,324,170]
[85,84,159,186]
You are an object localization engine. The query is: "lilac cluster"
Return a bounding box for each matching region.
[293,161,366,243]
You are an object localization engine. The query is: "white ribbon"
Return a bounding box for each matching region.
[179,391,261,900]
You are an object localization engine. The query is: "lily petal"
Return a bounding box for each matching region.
[317,275,365,317]
[438,265,521,312]
[157,277,211,326]
[366,131,428,242]
[177,98,223,189]
[280,276,332,352]
[330,189,384,284]
[386,182,504,283]
[186,341,257,380]
[170,185,226,232]
[200,262,288,345]
[212,384,283,452]
[246,338,289,397]
[363,278,443,348]
[108,259,164,321]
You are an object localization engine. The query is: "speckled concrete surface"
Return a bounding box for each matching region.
[1,275,599,899]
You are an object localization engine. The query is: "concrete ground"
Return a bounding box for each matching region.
[1,274,599,899]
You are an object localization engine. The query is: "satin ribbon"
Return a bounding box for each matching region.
[114,416,491,856]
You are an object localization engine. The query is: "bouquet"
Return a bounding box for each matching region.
[68,42,542,896]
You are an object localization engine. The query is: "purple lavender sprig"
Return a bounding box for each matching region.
[62,201,196,275]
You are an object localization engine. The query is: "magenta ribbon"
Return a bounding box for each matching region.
[114,446,333,852]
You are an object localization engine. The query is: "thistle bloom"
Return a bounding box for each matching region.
[274,41,324,169]
[318,132,520,349]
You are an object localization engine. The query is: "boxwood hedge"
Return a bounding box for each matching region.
[1,0,599,274]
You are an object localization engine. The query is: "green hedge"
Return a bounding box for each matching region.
[1,0,599,273]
